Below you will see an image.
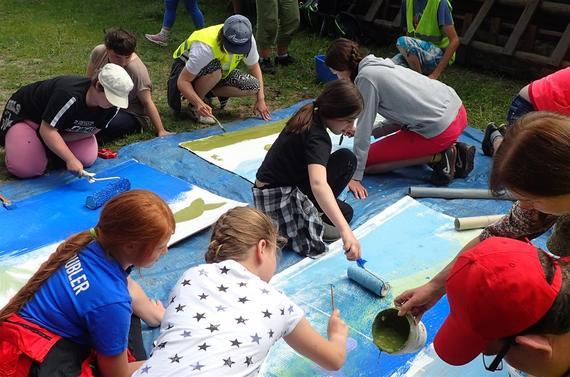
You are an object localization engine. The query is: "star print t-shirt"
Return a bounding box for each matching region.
[133,260,303,377]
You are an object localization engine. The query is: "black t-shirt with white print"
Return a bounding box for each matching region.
[0,76,118,146]
[256,118,332,187]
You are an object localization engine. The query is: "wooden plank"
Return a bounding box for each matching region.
[364,0,384,22]
[503,0,541,56]
[550,22,570,66]
[461,0,496,45]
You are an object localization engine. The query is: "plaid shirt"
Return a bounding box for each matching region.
[252,186,326,257]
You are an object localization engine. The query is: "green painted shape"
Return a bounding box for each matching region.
[372,308,410,353]
[0,266,34,293]
[180,118,288,152]
[211,154,222,161]
[174,198,226,223]
[263,144,272,151]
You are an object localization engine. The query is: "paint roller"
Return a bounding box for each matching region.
[85,178,131,210]
[408,187,514,200]
[347,258,390,297]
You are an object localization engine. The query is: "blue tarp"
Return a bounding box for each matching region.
[1,101,547,353]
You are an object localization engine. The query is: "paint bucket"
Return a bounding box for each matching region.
[371,308,427,355]
[315,55,338,83]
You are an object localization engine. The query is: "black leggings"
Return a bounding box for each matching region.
[29,314,146,377]
[297,148,356,224]
[97,110,142,143]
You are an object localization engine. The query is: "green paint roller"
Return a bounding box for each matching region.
[347,258,390,297]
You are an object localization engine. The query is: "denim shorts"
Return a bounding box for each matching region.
[506,94,535,125]
[392,36,444,74]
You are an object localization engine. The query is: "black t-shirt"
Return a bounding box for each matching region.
[256,119,332,187]
[0,76,118,146]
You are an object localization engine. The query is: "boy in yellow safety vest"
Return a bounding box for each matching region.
[392,0,459,80]
[167,15,271,124]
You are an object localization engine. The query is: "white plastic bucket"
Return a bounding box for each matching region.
[372,308,427,355]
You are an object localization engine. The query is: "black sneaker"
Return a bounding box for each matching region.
[218,96,229,110]
[275,54,296,66]
[259,58,276,74]
[430,145,458,185]
[455,142,476,178]
[482,122,506,156]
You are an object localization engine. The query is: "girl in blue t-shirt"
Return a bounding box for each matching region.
[0,190,175,377]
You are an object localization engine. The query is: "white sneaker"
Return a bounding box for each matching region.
[145,33,168,47]
[197,115,216,125]
[188,105,216,125]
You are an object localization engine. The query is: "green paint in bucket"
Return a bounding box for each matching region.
[372,308,427,354]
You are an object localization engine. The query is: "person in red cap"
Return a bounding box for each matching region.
[396,112,570,315]
[433,237,570,377]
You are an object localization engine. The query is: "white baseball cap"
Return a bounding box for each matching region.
[98,63,133,108]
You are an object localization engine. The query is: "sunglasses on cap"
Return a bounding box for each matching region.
[482,336,516,372]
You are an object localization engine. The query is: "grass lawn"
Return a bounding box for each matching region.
[0,0,526,182]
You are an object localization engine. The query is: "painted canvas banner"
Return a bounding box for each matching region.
[0,160,245,306]
[259,196,508,376]
[179,119,354,183]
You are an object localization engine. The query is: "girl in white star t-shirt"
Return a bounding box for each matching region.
[133,207,349,376]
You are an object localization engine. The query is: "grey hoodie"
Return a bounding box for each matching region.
[352,55,463,181]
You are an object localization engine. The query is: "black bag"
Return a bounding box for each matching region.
[167,58,186,112]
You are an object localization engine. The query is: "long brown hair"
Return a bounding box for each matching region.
[285,80,363,134]
[205,207,285,263]
[325,38,365,82]
[0,190,175,321]
[490,112,570,197]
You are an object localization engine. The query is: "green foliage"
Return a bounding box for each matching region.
[0,0,525,182]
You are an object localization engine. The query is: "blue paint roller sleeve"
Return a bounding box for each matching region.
[347,265,389,297]
[85,178,131,210]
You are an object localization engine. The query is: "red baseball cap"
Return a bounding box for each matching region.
[434,237,562,366]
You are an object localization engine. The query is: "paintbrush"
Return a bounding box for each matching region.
[211,114,226,133]
[339,135,344,145]
[0,193,14,210]
[330,284,335,311]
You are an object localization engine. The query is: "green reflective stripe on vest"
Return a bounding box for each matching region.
[406,0,455,64]
[172,24,244,79]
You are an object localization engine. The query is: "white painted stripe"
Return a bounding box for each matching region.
[50,97,77,127]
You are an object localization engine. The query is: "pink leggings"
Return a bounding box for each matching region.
[4,120,98,178]
[366,105,468,166]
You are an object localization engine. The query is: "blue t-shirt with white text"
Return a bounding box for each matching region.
[20,241,132,356]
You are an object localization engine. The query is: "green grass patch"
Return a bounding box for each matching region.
[0,0,525,182]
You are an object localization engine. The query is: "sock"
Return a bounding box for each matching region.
[159,28,170,37]
[277,53,289,58]
[431,153,442,163]
[489,130,503,145]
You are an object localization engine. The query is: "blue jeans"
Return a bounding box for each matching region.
[506,94,535,126]
[163,0,205,29]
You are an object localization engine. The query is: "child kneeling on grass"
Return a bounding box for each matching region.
[0,190,175,377]
[253,80,363,260]
[133,207,349,376]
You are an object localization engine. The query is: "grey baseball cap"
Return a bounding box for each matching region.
[222,15,253,54]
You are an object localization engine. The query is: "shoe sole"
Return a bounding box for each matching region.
[455,144,476,178]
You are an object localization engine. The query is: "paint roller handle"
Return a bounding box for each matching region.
[393,280,446,322]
